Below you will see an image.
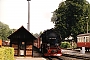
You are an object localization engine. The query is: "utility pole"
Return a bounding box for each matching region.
[87,22,88,33]
[86,17,88,34]
[27,0,31,31]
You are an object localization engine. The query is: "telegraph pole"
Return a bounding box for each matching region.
[87,22,88,33]
[27,0,31,31]
[86,17,88,34]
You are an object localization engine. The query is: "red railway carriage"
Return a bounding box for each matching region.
[77,33,90,50]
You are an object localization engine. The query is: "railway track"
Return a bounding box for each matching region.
[44,56,90,60]
[61,54,90,60]
[43,52,90,60]
[61,49,90,60]
[44,56,63,60]
[33,46,90,60]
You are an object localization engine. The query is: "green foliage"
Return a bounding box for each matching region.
[8,29,16,36]
[71,42,77,49]
[33,31,43,38]
[60,42,71,48]
[0,22,10,40]
[33,33,39,38]
[0,21,16,40]
[0,47,14,60]
[51,0,90,42]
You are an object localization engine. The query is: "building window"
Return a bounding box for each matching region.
[20,42,25,50]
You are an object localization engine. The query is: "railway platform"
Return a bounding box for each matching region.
[15,46,45,60]
[15,57,46,60]
[61,49,90,60]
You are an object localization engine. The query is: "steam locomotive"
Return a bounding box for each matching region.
[34,29,62,56]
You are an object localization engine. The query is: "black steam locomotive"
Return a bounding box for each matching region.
[40,29,62,56]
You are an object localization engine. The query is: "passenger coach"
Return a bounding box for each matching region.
[77,33,90,51]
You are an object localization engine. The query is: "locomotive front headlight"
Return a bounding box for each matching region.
[47,44,50,46]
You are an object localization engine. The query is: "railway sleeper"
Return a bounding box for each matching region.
[83,57,90,60]
[55,56,63,60]
[62,54,71,57]
[76,56,84,59]
[70,55,77,58]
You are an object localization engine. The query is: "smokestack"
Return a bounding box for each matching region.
[27,0,31,31]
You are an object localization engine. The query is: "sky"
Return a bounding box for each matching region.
[0,0,90,34]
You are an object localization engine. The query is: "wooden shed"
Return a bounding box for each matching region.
[8,26,36,56]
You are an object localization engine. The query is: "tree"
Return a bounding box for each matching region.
[51,0,90,42]
[33,33,39,38]
[8,29,17,35]
[33,31,43,38]
[0,21,16,40]
[0,21,10,40]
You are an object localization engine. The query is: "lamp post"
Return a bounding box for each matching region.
[87,22,88,33]
[81,17,89,54]
[86,17,88,34]
[27,0,31,31]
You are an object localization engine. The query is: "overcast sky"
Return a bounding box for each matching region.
[0,0,90,34]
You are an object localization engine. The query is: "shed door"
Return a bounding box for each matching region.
[19,42,25,56]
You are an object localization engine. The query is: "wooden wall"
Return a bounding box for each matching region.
[11,43,33,56]
[26,45,32,56]
[12,44,18,56]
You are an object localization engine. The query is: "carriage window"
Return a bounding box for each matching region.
[79,38,81,42]
[84,37,85,42]
[86,37,88,42]
[78,37,80,42]
[86,37,89,42]
[78,37,81,42]
[80,37,81,42]
[77,38,79,42]
[80,37,82,42]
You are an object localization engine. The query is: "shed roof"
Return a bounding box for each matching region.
[8,26,36,41]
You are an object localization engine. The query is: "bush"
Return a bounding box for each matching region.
[60,42,71,48]
[71,42,77,49]
[0,47,14,60]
